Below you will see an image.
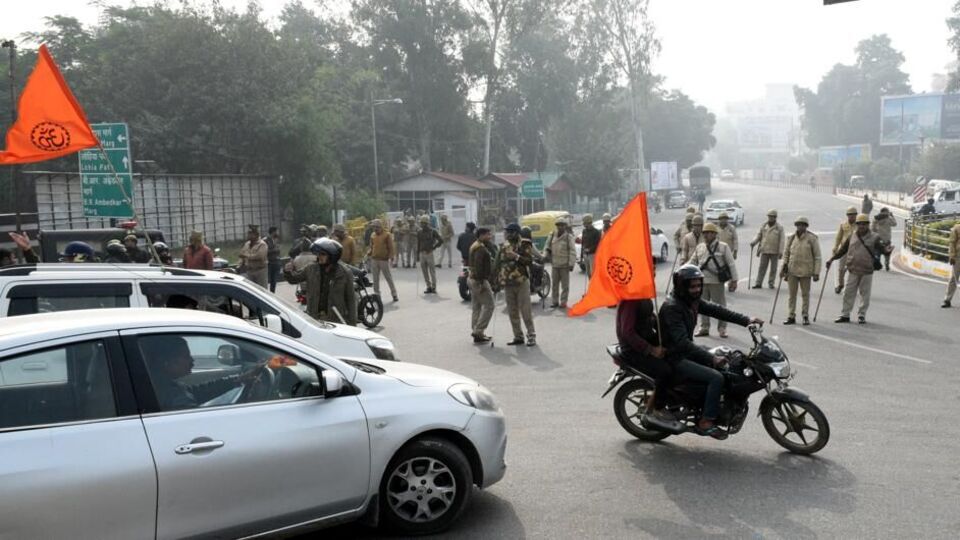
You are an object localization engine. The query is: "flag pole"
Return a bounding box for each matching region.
[2,40,18,232]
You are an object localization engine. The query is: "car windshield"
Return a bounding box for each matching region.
[708,202,732,209]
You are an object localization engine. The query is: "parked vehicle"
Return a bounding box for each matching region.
[666,190,688,209]
[38,227,164,262]
[689,165,712,195]
[720,169,736,181]
[911,186,960,215]
[575,220,671,265]
[349,265,384,329]
[0,264,397,360]
[0,308,506,537]
[602,324,830,455]
[520,211,572,251]
[704,199,745,225]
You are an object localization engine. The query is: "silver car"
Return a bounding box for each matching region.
[0,309,506,538]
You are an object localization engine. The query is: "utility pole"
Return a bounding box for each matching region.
[370,96,403,193]
[2,40,18,230]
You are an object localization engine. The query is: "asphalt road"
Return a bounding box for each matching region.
[293,181,960,539]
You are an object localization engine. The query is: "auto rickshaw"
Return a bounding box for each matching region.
[520,210,572,251]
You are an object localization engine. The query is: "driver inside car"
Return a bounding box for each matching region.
[142,335,265,411]
[658,265,763,439]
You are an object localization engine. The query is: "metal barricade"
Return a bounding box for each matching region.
[903,212,959,262]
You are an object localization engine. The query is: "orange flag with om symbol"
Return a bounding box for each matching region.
[568,193,656,316]
[0,45,98,165]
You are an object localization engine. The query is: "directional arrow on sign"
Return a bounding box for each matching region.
[118,134,126,144]
[122,156,129,170]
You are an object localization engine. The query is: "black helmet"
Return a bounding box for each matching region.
[153,241,169,253]
[672,264,704,301]
[520,226,532,239]
[309,238,343,265]
[105,241,126,257]
[505,223,521,234]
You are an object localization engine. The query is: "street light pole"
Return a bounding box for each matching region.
[2,40,18,230]
[370,97,403,193]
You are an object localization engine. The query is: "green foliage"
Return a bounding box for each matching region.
[642,90,716,169]
[869,158,901,189]
[344,189,388,220]
[918,143,960,180]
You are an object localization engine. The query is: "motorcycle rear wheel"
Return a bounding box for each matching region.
[613,379,671,442]
[359,295,384,328]
[760,397,830,455]
[536,271,550,299]
[458,278,471,301]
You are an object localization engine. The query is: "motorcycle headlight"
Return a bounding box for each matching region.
[447,383,500,412]
[768,360,791,379]
[366,338,396,361]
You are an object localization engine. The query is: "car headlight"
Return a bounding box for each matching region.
[366,338,396,361]
[447,383,500,412]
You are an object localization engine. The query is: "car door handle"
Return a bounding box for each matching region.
[175,440,225,455]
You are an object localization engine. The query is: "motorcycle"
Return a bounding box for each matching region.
[601,324,830,455]
[294,264,384,329]
[529,260,550,299]
[458,263,471,301]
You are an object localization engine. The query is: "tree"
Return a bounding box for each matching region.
[947,1,960,91]
[641,90,716,170]
[917,142,960,180]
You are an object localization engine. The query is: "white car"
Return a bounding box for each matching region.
[575,220,672,263]
[720,170,736,181]
[705,199,745,225]
[0,264,397,361]
[0,308,506,538]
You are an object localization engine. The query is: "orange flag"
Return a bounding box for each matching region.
[568,193,656,316]
[0,45,98,165]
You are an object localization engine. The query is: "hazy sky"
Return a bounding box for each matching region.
[1,0,956,115]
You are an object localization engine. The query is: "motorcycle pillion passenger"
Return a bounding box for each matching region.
[658,265,763,438]
[283,238,358,326]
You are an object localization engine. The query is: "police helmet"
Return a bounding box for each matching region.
[62,241,95,260]
[105,240,126,257]
[767,209,778,217]
[582,214,594,224]
[718,212,729,220]
[846,206,858,215]
[419,215,430,224]
[309,238,343,264]
[794,216,810,226]
[520,226,533,239]
[692,215,704,226]
[703,222,719,233]
[855,213,870,224]
[505,223,521,234]
[602,213,612,221]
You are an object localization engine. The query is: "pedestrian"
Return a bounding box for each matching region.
[367,219,398,302]
[283,238,358,326]
[780,216,821,326]
[183,230,214,270]
[436,214,456,268]
[545,218,577,308]
[468,227,496,343]
[871,208,897,271]
[5,232,40,264]
[826,214,892,324]
[832,207,858,294]
[680,214,705,264]
[456,222,477,264]
[602,213,613,235]
[688,222,738,337]
[124,234,152,263]
[749,209,785,289]
[696,190,706,213]
[580,214,601,277]
[716,212,739,259]
[332,224,358,267]
[417,215,444,293]
[861,193,873,215]
[674,207,695,247]
[941,221,960,308]
[404,216,418,267]
[265,226,281,292]
[495,223,537,346]
[238,225,269,288]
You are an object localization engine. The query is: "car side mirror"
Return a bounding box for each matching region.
[263,313,283,333]
[217,344,240,366]
[321,370,345,397]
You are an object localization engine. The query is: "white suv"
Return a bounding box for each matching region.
[0,264,397,361]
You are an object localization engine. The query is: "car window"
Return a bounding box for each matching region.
[6,283,132,317]
[141,283,277,323]
[136,333,321,412]
[0,340,116,430]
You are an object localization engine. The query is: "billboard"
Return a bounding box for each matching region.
[881,94,945,146]
[818,144,871,168]
[650,161,679,191]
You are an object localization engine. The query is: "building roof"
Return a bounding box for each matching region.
[484,172,571,192]
[385,171,499,192]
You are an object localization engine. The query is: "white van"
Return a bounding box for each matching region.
[0,265,396,360]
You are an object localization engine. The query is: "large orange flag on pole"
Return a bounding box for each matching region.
[0,45,98,164]
[568,193,656,316]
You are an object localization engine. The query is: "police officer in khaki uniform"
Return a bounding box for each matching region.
[545,218,577,308]
[680,214,705,264]
[468,227,496,342]
[404,216,418,266]
[750,209,785,289]
[688,222,738,337]
[716,212,739,259]
[827,214,891,324]
[417,215,443,293]
[780,216,821,326]
[832,206,858,293]
[871,208,897,271]
[674,207,696,247]
[942,222,960,308]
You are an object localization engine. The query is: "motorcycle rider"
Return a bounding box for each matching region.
[283,238,358,326]
[457,222,477,263]
[659,265,763,438]
[153,241,174,265]
[103,239,131,263]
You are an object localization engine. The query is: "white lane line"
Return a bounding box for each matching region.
[790,360,819,371]
[795,328,933,365]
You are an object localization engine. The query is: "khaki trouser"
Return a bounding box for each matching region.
[403,237,417,266]
[836,260,848,290]
[420,251,437,289]
[371,259,397,297]
[468,278,494,336]
[700,283,727,331]
[504,282,535,339]
[787,276,812,318]
[551,266,571,305]
[436,239,454,266]
[583,254,595,278]
[945,260,960,303]
[244,268,268,288]
[841,271,873,318]
[755,254,779,287]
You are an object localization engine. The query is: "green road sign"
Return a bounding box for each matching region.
[521,179,545,199]
[80,123,134,218]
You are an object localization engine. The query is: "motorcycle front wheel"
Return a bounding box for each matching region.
[536,271,551,299]
[759,397,830,455]
[359,295,384,328]
[613,379,671,442]
[458,277,471,301]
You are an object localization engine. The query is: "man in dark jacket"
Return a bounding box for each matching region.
[468,227,495,342]
[658,264,762,438]
[283,238,358,326]
[580,214,601,277]
[457,222,477,263]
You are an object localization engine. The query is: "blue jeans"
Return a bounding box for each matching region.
[674,359,723,420]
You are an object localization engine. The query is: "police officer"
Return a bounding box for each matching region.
[124,234,152,263]
[941,221,960,308]
[780,216,821,326]
[602,213,613,235]
[680,214,705,264]
[832,206,858,293]
[417,215,443,293]
[871,208,897,271]
[437,214,456,268]
[674,207,696,247]
[716,212,739,259]
[367,219,398,302]
[283,238,358,325]
[750,209,785,289]
[468,227,496,343]
[495,223,536,346]
[688,222,738,337]
[332,224,359,267]
[827,214,891,324]
[580,214,601,277]
[103,239,130,263]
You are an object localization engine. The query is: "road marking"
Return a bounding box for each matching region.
[795,328,933,365]
[790,359,819,371]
